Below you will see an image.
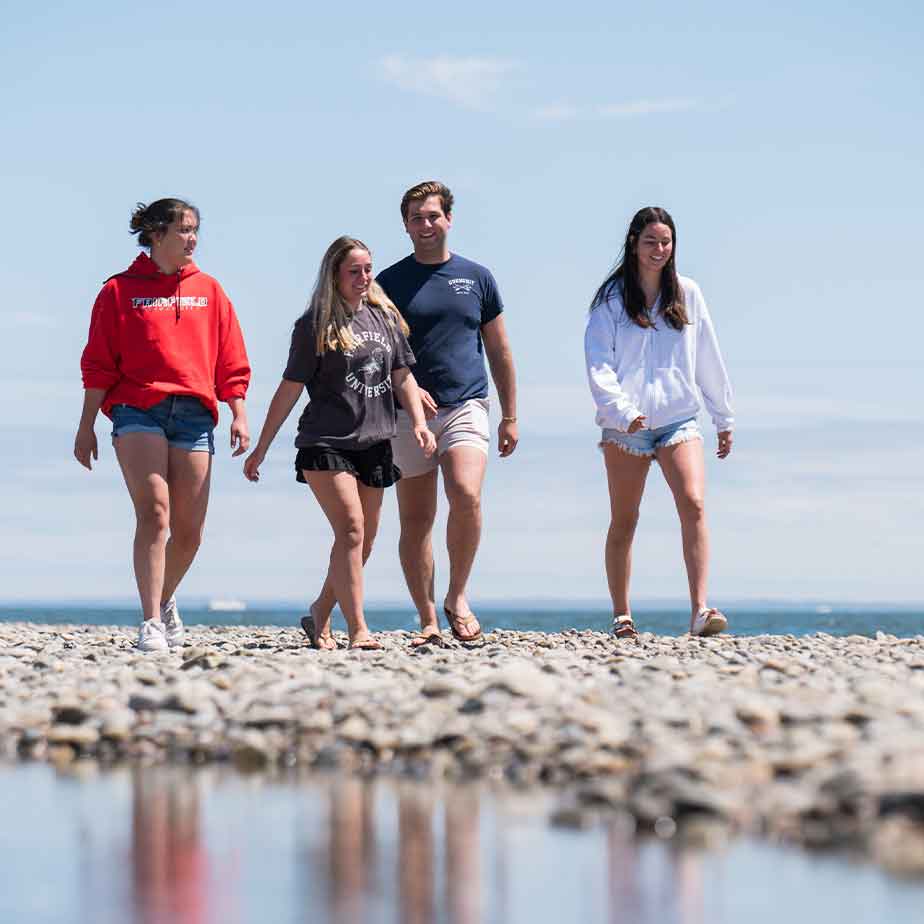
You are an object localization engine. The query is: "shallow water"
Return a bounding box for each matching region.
[2,763,922,924]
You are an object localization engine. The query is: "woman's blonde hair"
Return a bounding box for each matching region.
[309,236,409,355]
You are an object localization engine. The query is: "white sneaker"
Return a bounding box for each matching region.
[137,618,169,652]
[691,608,728,637]
[161,597,185,648]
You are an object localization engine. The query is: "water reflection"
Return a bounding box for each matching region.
[130,768,209,924]
[4,763,922,924]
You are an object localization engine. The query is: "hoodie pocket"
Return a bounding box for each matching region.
[649,367,695,416]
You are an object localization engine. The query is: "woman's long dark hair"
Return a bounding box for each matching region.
[590,206,688,330]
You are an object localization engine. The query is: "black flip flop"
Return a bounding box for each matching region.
[301,614,337,650]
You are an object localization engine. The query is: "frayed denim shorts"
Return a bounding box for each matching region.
[601,416,701,459]
[111,396,215,453]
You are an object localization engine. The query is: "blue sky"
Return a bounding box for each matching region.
[2,1,922,604]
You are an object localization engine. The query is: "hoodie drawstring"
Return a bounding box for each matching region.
[175,270,182,323]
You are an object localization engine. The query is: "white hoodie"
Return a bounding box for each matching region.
[584,276,734,433]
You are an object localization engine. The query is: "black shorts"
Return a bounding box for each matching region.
[295,441,401,489]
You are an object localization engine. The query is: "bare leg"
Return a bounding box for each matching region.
[114,433,170,622]
[440,447,487,639]
[602,444,651,620]
[310,481,384,647]
[161,447,212,605]
[656,438,708,630]
[396,469,440,637]
[304,471,378,646]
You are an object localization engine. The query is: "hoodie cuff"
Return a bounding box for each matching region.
[712,415,734,432]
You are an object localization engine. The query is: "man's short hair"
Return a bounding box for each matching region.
[400,181,454,222]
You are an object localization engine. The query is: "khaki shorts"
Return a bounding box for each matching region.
[392,398,490,478]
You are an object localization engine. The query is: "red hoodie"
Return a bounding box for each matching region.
[80,253,250,423]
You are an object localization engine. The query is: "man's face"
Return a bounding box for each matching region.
[404,195,452,256]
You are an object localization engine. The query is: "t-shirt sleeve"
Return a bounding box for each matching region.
[391,324,416,371]
[282,314,318,384]
[480,269,504,325]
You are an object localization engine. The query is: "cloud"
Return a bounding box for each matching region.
[534,98,706,121]
[378,55,520,111]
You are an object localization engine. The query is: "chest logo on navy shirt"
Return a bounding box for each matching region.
[344,330,393,399]
[447,277,476,296]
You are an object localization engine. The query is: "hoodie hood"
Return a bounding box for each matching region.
[111,251,201,282]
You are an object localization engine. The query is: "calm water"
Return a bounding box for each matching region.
[1,601,922,637]
[2,763,922,924]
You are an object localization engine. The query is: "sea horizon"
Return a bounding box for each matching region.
[3,598,921,638]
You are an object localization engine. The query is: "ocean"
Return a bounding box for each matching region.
[1,600,921,637]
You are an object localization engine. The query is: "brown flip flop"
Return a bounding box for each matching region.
[410,631,447,650]
[444,606,483,643]
[349,637,383,651]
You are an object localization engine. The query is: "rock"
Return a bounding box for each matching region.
[46,724,100,747]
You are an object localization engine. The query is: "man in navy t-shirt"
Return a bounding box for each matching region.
[377,181,518,646]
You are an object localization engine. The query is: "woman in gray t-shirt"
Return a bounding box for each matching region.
[244,236,435,650]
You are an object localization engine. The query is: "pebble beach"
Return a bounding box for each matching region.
[4,622,924,876]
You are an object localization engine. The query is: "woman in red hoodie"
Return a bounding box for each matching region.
[75,198,251,652]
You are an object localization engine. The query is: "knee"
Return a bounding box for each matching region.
[608,510,640,542]
[400,509,436,543]
[446,485,481,517]
[137,499,170,535]
[336,517,365,551]
[170,518,205,552]
[677,493,706,522]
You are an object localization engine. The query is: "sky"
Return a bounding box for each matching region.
[1,1,922,606]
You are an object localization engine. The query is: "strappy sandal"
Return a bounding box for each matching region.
[444,606,483,643]
[612,614,640,640]
[300,613,337,650]
[691,607,728,637]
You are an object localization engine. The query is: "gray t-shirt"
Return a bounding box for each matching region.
[284,305,415,450]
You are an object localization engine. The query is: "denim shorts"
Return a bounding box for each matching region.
[601,417,701,459]
[111,396,215,453]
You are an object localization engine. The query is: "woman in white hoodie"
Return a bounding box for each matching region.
[584,207,734,639]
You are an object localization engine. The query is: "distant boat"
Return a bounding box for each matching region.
[208,599,247,612]
[815,605,833,614]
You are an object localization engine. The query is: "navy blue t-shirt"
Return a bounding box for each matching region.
[376,253,503,408]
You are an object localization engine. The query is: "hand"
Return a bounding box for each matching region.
[230,415,250,457]
[716,430,733,459]
[74,425,98,470]
[243,447,265,482]
[627,416,647,434]
[414,426,437,458]
[498,418,518,457]
[418,388,438,420]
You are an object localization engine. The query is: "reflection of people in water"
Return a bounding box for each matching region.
[398,783,483,924]
[327,778,377,924]
[130,767,208,924]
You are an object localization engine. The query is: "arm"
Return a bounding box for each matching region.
[584,306,645,432]
[73,388,107,470]
[692,287,735,457]
[225,397,250,457]
[242,379,304,482]
[392,368,436,457]
[481,315,519,457]
[215,297,252,456]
